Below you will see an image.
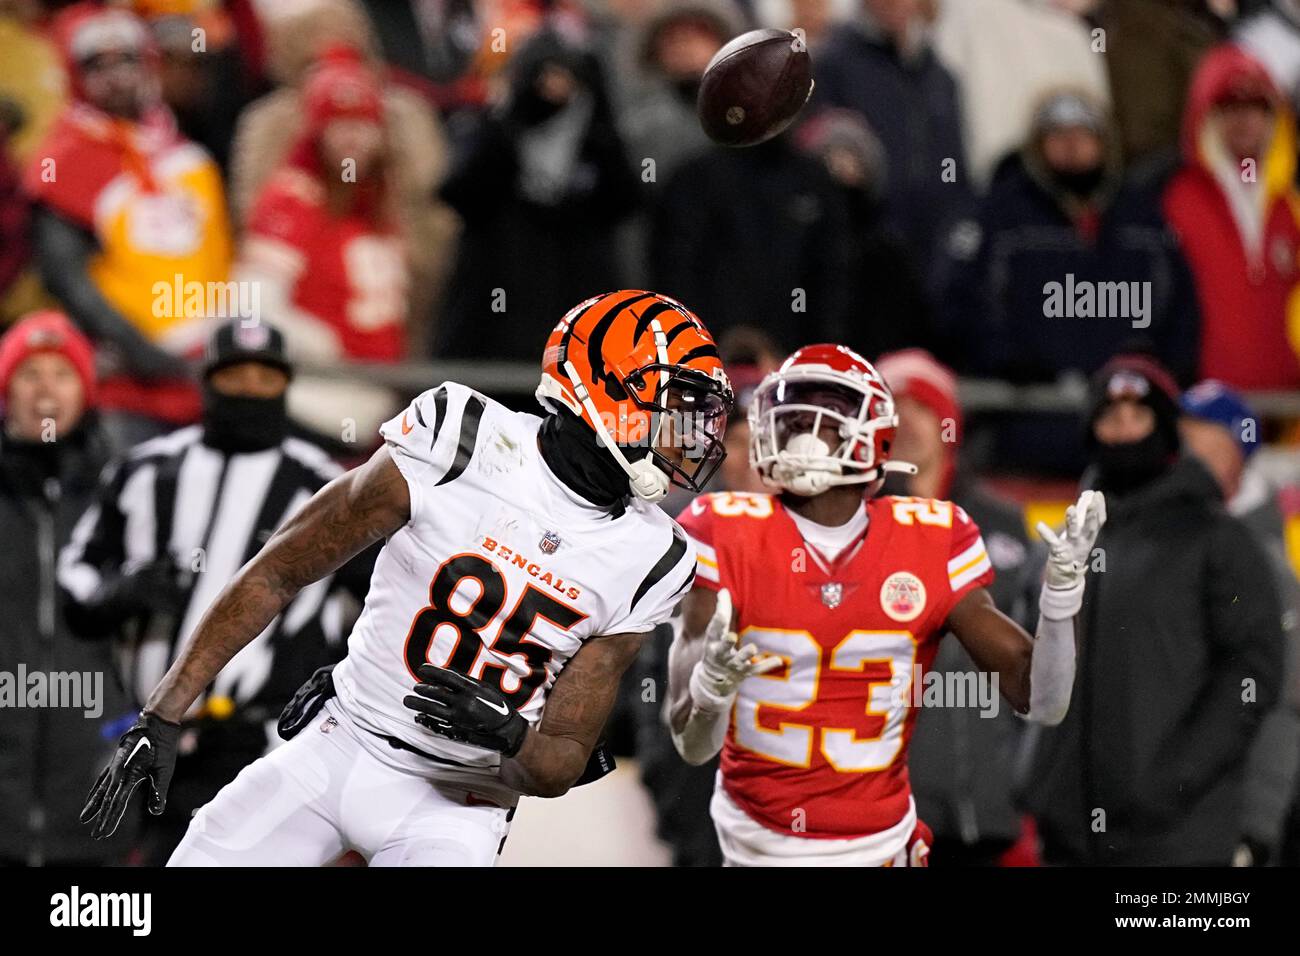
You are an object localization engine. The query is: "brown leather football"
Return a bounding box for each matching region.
[696,28,814,147]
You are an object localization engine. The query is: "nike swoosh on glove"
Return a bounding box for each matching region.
[81,711,182,840]
[690,588,782,710]
[403,664,528,757]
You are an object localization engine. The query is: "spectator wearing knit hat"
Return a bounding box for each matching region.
[1180,381,1300,866]
[0,310,137,865]
[236,44,409,439]
[935,87,1200,476]
[876,349,1046,866]
[239,44,405,366]
[24,3,233,447]
[1027,354,1284,864]
[936,89,1200,389]
[226,0,453,358]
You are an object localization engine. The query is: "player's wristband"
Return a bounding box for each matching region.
[1038,578,1085,622]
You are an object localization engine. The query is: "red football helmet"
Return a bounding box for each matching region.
[749,343,916,495]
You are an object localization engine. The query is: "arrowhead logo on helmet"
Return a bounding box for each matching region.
[536,291,735,502]
[749,343,918,496]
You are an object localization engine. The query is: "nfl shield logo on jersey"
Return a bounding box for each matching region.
[820,582,843,609]
[539,530,562,555]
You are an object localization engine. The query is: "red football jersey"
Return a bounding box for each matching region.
[676,491,995,839]
[245,169,407,362]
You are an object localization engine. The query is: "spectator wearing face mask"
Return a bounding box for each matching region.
[0,310,138,866]
[1163,44,1300,390]
[615,0,743,288]
[1026,354,1283,865]
[940,89,1200,385]
[58,318,376,864]
[794,109,933,358]
[930,0,1110,193]
[937,88,1201,475]
[23,2,233,449]
[436,27,640,360]
[1180,381,1300,866]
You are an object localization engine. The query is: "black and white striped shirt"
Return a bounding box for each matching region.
[58,425,361,713]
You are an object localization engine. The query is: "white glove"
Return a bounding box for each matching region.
[1035,489,1107,619]
[689,588,782,711]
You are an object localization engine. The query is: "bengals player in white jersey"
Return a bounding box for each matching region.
[80,290,732,866]
[669,344,1106,866]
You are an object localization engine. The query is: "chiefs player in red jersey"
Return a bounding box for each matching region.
[668,344,1106,866]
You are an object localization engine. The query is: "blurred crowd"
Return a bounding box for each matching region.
[7,0,1300,452]
[4,0,1300,867]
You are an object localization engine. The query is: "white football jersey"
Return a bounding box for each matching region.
[332,382,695,775]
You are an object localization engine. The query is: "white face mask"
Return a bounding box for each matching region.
[772,431,842,496]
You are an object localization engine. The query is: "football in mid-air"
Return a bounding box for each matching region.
[696,28,814,148]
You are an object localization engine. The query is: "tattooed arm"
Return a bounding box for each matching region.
[144,447,411,722]
[499,632,644,798]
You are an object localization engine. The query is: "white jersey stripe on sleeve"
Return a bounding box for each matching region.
[947,537,987,576]
[950,554,993,592]
[686,534,719,581]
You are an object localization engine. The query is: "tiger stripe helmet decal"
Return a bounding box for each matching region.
[537,290,733,502]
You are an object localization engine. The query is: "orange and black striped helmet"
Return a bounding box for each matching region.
[537,290,734,502]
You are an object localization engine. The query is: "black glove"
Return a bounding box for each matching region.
[78,559,187,632]
[403,664,528,757]
[278,664,337,740]
[80,711,182,840]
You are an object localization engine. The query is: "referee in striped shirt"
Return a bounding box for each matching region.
[59,318,376,862]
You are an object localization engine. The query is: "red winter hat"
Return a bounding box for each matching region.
[303,44,383,131]
[875,348,963,444]
[0,311,98,407]
[875,348,962,497]
[53,2,157,103]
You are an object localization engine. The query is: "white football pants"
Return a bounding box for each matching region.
[168,698,514,866]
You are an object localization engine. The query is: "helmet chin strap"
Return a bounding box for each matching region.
[562,359,671,503]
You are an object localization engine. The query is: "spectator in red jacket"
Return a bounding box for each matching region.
[1163,44,1300,390]
[0,98,32,310]
[236,44,407,440]
[237,44,407,366]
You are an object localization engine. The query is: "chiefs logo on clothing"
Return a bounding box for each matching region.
[677,491,994,840]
